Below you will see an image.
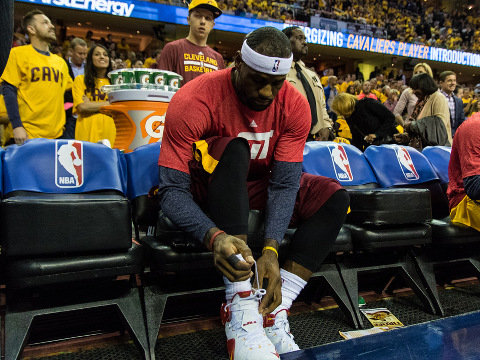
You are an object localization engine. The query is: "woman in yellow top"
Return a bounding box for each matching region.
[73,44,116,146]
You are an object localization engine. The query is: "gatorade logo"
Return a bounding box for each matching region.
[154,74,165,85]
[169,78,180,88]
[140,113,165,144]
[140,74,149,84]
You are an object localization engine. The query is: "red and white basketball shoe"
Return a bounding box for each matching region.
[221,290,280,360]
[264,309,300,354]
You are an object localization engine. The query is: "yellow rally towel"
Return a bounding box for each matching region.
[450,195,480,232]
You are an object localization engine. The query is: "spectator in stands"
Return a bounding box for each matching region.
[1,9,73,145]
[117,37,130,53]
[394,62,433,125]
[85,30,95,49]
[67,38,88,80]
[158,27,348,360]
[331,92,397,150]
[394,73,451,149]
[73,44,115,146]
[346,84,357,95]
[384,89,399,113]
[357,81,378,100]
[64,37,88,139]
[438,70,465,136]
[282,26,333,141]
[447,113,480,232]
[158,0,225,85]
[324,75,338,111]
[145,49,162,69]
[133,59,144,68]
[105,33,116,52]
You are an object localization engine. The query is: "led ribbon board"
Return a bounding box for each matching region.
[18,0,480,67]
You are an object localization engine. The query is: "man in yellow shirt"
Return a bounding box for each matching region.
[1,9,73,145]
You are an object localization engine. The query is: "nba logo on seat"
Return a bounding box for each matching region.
[55,140,84,188]
[328,144,353,181]
[395,146,419,180]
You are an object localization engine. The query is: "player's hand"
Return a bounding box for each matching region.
[212,233,254,282]
[82,95,90,103]
[13,127,28,145]
[255,248,281,316]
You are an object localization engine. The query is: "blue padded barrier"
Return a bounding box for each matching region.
[422,146,451,185]
[303,141,378,186]
[364,145,439,188]
[124,142,161,200]
[3,138,127,195]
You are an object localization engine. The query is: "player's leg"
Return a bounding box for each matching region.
[206,138,279,360]
[265,174,349,354]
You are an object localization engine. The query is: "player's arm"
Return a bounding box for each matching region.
[1,81,27,145]
[159,166,254,281]
[464,176,480,200]
[257,92,309,314]
[256,160,302,314]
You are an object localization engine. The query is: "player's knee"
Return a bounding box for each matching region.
[220,138,250,172]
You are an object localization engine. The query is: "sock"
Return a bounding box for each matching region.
[224,254,252,303]
[273,269,307,313]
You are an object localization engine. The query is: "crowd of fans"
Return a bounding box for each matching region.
[151,0,480,53]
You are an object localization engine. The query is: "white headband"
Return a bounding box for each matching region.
[241,40,292,75]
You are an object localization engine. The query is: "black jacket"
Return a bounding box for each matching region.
[347,98,398,150]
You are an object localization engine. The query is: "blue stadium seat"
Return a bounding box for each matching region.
[422,145,451,187]
[364,144,448,219]
[0,139,148,360]
[303,141,436,323]
[364,144,480,316]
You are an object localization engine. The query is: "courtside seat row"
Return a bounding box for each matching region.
[0,138,149,360]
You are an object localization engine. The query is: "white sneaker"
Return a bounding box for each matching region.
[264,309,300,354]
[222,290,280,360]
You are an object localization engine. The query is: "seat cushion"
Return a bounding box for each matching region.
[132,195,160,227]
[145,211,352,272]
[345,223,431,250]
[6,243,143,288]
[347,188,432,226]
[431,218,480,245]
[1,193,132,256]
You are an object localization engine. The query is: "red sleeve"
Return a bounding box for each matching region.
[457,117,480,178]
[158,42,177,72]
[158,85,211,174]
[274,84,310,162]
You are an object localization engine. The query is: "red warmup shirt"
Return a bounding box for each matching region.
[447,116,480,209]
[158,68,311,178]
[158,38,225,85]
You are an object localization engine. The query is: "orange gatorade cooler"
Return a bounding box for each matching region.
[101,88,176,152]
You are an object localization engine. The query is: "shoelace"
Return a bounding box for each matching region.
[224,260,266,313]
[224,261,268,345]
